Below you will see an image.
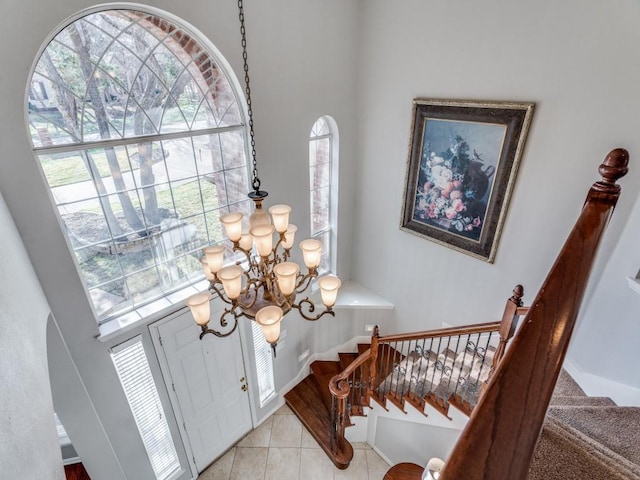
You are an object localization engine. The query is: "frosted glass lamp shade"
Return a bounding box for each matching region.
[251,224,275,257]
[217,265,243,299]
[239,230,253,251]
[203,245,225,274]
[269,205,291,233]
[299,239,322,269]
[273,262,300,296]
[200,256,215,280]
[185,292,212,326]
[249,206,271,230]
[423,458,445,480]
[282,224,297,249]
[255,305,283,345]
[220,212,243,242]
[318,275,341,307]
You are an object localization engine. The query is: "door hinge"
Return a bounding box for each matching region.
[171,383,175,392]
[183,422,187,431]
[192,455,197,466]
[158,336,163,346]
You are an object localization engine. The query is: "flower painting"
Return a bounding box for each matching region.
[401,99,534,262]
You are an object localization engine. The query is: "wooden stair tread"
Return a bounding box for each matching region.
[339,352,359,370]
[284,375,353,469]
[310,360,343,409]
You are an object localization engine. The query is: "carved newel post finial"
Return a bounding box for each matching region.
[594,148,629,193]
[511,284,524,307]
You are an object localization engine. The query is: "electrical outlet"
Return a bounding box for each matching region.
[365,324,374,332]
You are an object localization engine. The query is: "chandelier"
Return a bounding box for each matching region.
[185,0,341,354]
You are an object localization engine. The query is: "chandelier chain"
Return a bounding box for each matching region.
[238,0,260,192]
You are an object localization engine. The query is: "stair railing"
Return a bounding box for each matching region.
[440,149,629,480]
[328,284,527,454]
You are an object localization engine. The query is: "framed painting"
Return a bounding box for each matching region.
[400,99,534,262]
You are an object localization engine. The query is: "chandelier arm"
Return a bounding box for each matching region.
[233,244,254,267]
[198,309,239,339]
[239,282,259,310]
[293,298,335,321]
[295,271,317,294]
[209,281,234,306]
[272,235,285,260]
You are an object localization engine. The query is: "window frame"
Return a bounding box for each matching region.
[25,6,253,327]
[309,116,338,275]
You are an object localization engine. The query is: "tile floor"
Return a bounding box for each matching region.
[197,404,390,480]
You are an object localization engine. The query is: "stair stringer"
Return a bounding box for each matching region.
[361,397,467,467]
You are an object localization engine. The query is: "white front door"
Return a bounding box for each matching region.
[153,309,252,473]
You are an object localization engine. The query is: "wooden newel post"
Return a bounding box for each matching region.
[367,326,380,403]
[334,380,349,451]
[492,284,524,372]
[440,150,629,480]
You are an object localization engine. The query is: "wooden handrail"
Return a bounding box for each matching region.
[378,321,502,343]
[440,149,629,480]
[329,347,373,398]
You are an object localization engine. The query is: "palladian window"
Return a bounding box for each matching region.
[27,9,250,323]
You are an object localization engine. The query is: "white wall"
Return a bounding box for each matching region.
[352,0,640,382]
[0,0,360,478]
[3,0,640,477]
[572,191,640,388]
[0,192,63,479]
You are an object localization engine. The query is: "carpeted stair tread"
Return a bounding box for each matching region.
[549,395,616,407]
[551,369,586,397]
[528,415,640,479]
[548,405,640,466]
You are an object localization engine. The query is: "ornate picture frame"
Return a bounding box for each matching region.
[400,98,534,262]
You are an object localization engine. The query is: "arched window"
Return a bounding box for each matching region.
[309,117,337,274]
[27,9,250,323]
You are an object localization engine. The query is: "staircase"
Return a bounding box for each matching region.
[284,285,526,469]
[528,370,640,480]
[287,151,634,478]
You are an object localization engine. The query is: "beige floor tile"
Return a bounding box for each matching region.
[237,416,273,447]
[335,449,369,480]
[366,449,391,480]
[270,413,303,447]
[351,442,368,450]
[197,447,235,480]
[275,403,294,415]
[264,447,301,480]
[301,426,321,448]
[300,448,335,480]
[229,447,268,480]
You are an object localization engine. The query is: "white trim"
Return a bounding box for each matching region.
[334,281,394,310]
[564,358,640,406]
[148,311,200,480]
[626,276,640,295]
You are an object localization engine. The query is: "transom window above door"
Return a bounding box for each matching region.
[27,8,251,323]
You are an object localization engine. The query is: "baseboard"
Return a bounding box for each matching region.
[564,359,640,406]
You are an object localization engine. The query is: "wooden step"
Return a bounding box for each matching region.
[339,352,359,371]
[310,360,343,410]
[284,375,353,469]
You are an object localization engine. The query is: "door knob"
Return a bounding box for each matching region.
[241,384,248,392]
[240,377,245,383]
